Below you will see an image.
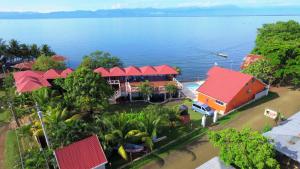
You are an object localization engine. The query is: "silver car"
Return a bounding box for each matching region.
[192,101,215,116]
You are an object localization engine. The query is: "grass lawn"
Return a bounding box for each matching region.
[4,130,19,169]
[0,110,10,124]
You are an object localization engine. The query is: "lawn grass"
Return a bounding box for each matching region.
[0,110,10,124]
[4,130,19,169]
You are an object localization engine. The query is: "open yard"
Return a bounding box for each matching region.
[140,87,300,169]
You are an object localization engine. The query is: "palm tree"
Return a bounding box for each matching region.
[165,83,178,99]
[30,44,40,59]
[138,80,153,101]
[7,39,20,62]
[19,43,30,61]
[40,44,55,56]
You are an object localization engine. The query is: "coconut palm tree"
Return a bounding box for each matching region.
[40,44,55,56]
[138,80,153,101]
[165,83,178,99]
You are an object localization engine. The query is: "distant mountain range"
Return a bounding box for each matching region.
[1,6,300,19]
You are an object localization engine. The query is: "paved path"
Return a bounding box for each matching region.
[0,125,9,169]
[143,87,300,169]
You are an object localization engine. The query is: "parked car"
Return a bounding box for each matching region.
[192,101,215,116]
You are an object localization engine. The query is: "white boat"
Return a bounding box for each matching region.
[217,53,228,58]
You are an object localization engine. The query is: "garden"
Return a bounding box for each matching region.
[0,64,203,169]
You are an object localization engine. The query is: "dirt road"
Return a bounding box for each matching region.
[143,87,300,169]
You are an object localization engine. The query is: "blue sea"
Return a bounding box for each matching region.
[0,16,300,81]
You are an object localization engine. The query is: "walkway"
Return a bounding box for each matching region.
[143,87,300,169]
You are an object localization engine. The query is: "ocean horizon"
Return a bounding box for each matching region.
[1,16,300,81]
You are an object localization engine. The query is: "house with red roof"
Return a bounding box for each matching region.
[94,64,182,102]
[54,135,107,169]
[197,66,268,115]
[240,54,263,69]
[13,68,73,93]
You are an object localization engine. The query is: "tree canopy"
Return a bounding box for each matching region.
[248,20,300,86]
[32,55,66,71]
[79,50,123,69]
[57,67,113,113]
[208,128,279,169]
[0,38,55,66]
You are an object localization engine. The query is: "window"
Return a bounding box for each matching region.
[192,104,202,109]
[215,100,224,105]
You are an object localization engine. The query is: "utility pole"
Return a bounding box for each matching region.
[35,102,51,148]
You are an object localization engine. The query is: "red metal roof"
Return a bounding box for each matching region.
[94,65,178,77]
[140,66,158,75]
[13,68,72,93]
[54,135,107,169]
[61,68,73,78]
[154,65,178,75]
[51,55,66,62]
[240,54,263,69]
[43,69,63,79]
[94,67,110,77]
[124,66,142,76]
[12,61,34,70]
[197,66,254,103]
[109,67,126,77]
[14,71,51,93]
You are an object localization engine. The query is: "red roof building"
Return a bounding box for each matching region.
[51,55,66,62]
[240,54,263,69]
[14,71,51,93]
[54,135,107,169]
[12,61,35,70]
[154,65,178,75]
[109,67,126,77]
[197,66,267,115]
[124,66,142,76]
[60,68,74,78]
[140,66,158,75]
[13,68,73,93]
[43,69,63,79]
[94,65,178,77]
[94,67,110,77]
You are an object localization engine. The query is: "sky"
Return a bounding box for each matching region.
[1,0,300,12]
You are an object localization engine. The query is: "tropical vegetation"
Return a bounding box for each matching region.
[0,38,55,67]
[32,55,66,71]
[79,50,123,69]
[209,128,280,169]
[244,20,300,87]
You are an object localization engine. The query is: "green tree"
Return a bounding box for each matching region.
[32,55,66,71]
[252,20,300,86]
[165,83,178,99]
[39,44,55,56]
[58,67,113,114]
[209,128,280,169]
[242,59,275,84]
[138,80,153,101]
[79,50,123,69]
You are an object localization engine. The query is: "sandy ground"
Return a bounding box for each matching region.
[143,87,300,169]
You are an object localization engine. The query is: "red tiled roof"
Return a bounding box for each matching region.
[51,55,66,62]
[124,66,142,76]
[13,68,72,93]
[12,61,34,70]
[94,65,178,77]
[197,66,253,103]
[109,67,126,77]
[94,67,110,77]
[14,71,51,93]
[240,54,263,69]
[60,68,73,78]
[43,69,63,79]
[140,66,158,75]
[54,135,107,169]
[154,65,178,75]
